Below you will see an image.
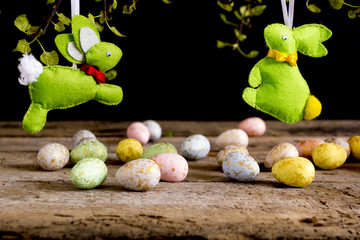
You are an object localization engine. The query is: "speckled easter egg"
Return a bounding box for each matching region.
[70,158,108,189]
[238,117,266,136]
[70,141,107,164]
[152,153,188,182]
[216,143,249,166]
[141,142,177,159]
[325,137,350,157]
[181,134,210,160]
[348,136,360,160]
[37,143,69,170]
[295,138,325,159]
[272,157,315,187]
[215,129,248,148]
[116,138,143,163]
[312,143,347,169]
[127,122,150,145]
[264,143,299,170]
[222,152,259,182]
[143,120,162,141]
[115,159,161,191]
[72,130,97,148]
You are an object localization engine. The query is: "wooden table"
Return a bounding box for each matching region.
[1,120,360,239]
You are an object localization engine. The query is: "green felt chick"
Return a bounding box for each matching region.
[18,15,123,134]
[242,23,332,123]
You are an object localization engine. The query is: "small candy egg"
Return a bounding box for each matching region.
[312,143,347,169]
[141,142,177,159]
[181,134,210,160]
[272,157,315,187]
[72,130,97,148]
[264,143,299,170]
[116,138,143,163]
[37,143,69,170]
[127,122,150,145]
[295,138,325,159]
[348,136,360,160]
[216,143,249,166]
[77,137,98,146]
[222,152,260,182]
[115,159,161,191]
[215,129,248,148]
[70,141,107,164]
[324,137,350,157]
[70,158,108,189]
[143,120,162,141]
[152,153,188,182]
[238,117,266,136]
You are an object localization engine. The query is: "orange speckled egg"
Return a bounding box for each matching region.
[295,138,325,159]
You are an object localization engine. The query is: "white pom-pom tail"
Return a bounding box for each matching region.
[18,53,43,86]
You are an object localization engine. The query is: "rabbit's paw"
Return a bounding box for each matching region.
[242,87,257,108]
[95,84,123,105]
[304,95,322,121]
[23,103,49,134]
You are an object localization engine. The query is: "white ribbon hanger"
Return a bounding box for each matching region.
[71,0,80,68]
[281,0,295,29]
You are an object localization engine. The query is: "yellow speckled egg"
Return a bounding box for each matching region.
[325,137,350,157]
[348,136,360,160]
[312,143,347,169]
[264,143,299,170]
[70,141,108,164]
[37,143,69,170]
[115,159,161,191]
[216,143,249,166]
[272,157,315,187]
[116,138,143,163]
[215,129,248,148]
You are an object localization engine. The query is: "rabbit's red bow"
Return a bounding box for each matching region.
[79,64,105,84]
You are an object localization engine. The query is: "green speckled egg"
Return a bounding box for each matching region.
[70,141,107,164]
[141,142,177,159]
[70,158,108,189]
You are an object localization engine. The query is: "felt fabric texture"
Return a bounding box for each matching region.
[242,23,331,124]
[22,15,123,134]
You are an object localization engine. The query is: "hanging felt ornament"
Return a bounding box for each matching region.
[18,14,123,134]
[242,0,332,123]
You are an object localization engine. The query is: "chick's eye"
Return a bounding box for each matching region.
[282,35,288,40]
[107,51,112,57]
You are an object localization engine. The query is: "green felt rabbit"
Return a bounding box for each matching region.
[18,15,123,134]
[242,23,332,123]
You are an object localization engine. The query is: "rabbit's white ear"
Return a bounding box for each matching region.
[67,41,85,62]
[79,27,100,53]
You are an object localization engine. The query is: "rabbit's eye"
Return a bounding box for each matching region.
[107,51,112,57]
[282,35,288,41]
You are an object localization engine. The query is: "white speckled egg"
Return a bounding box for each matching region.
[215,129,248,148]
[264,143,299,170]
[115,159,161,191]
[72,130,97,148]
[143,120,162,141]
[324,137,350,157]
[37,143,69,170]
[70,158,108,189]
[216,143,249,166]
[222,152,260,182]
[127,122,150,145]
[238,117,266,136]
[181,134,210,160]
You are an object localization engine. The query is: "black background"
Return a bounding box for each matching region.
[1,0,360,122]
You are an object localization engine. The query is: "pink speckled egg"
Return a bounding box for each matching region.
[126,122,150,145]
[152,153,188,182]
[296,138,325,159]
[238,117,266,136]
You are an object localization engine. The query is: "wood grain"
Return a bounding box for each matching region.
[0,120,360,239]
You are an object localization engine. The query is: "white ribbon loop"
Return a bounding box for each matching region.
[281,0,295,29]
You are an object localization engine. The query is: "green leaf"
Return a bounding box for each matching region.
[217,0,234,11]
[13,39,31,53]
[54,21,65,32]
[307,4,321,13]
[123,1,137,14]
[57,13,71,26]
[40,50,59,66]
[220,13,237,27]
[162,0,173,4]
[14,14,31,33]
[109,26,126,37]
[88,13,95,25]
[234,29,247,42]
[348,10,357,18]
[99,11,105,24]
[112,0,118,9]
[95,21,105,32]
[251,5,267,16]
[105,70,117,80]
[47,0,55,4]
[247,50,259,58]
[329,0,344,10]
